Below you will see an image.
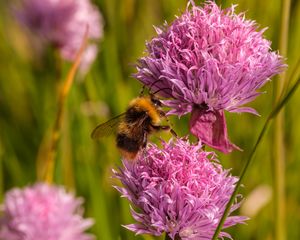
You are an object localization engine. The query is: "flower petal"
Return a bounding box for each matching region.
[189,107,241,153]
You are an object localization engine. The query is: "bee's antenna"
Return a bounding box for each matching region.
[146,79,174,98]
[152,87,173,97]
[149,79,164,93]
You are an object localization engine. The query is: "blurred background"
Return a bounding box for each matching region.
[0,0,299,239]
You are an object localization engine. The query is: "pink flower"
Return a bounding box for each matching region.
[113,138,247,240]
[135,1,285,153]
[15,0,103,73]
[0,183,94,240]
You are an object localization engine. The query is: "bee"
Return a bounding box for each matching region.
[91,93,176,160]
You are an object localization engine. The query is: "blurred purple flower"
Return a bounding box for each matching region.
[135,1,285,153]
[0,183,94,240]
[15,0,103,73]
[113,138,247,240]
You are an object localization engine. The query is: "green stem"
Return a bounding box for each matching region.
[0,139,3,201]
[273,0,291,238]
[270,59,300,119]
[273,113,285,240]
[212,69,300,240]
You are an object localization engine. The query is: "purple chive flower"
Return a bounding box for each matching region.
[0,183,94,240]
[135,1,285,153]
[113,138,247,240]
[15,0,103,73]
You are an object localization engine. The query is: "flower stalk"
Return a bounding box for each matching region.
[39,27,89,183]
[0,140,3,200]
[273,0,291,239]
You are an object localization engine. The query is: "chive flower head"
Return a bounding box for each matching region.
[15,0,103,73]
[135,1,285,152]
[0,183,94,240]
[113,138,247,239]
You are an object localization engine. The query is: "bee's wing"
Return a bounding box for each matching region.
[91,113,126,139]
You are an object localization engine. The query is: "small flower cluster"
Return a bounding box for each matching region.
[15,0,103,73]
[0,183,94,240]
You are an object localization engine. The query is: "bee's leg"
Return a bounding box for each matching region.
[151,125,177,137]
[150,125,177,137]
[169,128,177,137]
[142,132,148,148]
[157,111,177,137]
[140,133,148,160]
[151,125,169,131]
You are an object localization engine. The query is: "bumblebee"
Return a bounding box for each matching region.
[91,94,176,160]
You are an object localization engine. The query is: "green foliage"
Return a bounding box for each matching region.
[0,0,299,239]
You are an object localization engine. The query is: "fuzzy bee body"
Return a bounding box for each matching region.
[91,95,172,160]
